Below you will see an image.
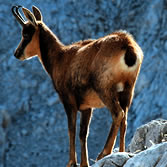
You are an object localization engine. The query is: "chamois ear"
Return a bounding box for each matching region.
[32,6,43,21]
[22,7,37,26]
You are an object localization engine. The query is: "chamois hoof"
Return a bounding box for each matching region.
[71,164,79,167]
[96,152,108,161]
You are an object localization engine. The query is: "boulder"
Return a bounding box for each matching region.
[93,119,167,167]
[92,142,167,167]
[124,142,167,167]
[92,152,133,167]
[128,119,167,153]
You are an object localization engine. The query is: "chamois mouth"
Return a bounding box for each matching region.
[14,49,25,60]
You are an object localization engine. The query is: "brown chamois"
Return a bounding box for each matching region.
[12,6,143,167]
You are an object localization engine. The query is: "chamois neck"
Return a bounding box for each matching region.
[38,23,64,75]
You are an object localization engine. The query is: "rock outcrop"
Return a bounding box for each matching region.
[128,119,167,153]
[93,142,167,167]
[93,119,167,167]
[92,152,133,167]
[125,142,167,167]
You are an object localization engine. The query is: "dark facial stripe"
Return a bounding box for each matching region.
[15,24,35,59]
[22,24,35,37]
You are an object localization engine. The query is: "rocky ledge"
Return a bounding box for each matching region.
[93,119,167,167]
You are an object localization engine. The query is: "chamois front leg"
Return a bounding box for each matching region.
[79,108,93,167]
[61,94,78,167]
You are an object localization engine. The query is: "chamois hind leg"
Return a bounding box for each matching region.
[119,84,134,152]
[119,111,127,152]
[79,108,93,167]
[96,86,124,160]
[60,94,78,167]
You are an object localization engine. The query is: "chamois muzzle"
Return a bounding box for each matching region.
[14,48,22,59]
[12,6,25,26]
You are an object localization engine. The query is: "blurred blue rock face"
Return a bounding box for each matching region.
[1,0,167,166]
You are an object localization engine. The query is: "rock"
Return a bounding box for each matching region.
[93,120,167,167]
[124,142,167,167]
[21,129,28,136]
[128,119,167,153]
[47,95,59,106]
[0,110,10,167]
[92,152,133,167]
[93,142,167,167]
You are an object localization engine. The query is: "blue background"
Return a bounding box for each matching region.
[0,0,167,166]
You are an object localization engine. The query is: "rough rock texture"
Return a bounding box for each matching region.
[125,142,167,167]
[1,0,167,167]
[92,152,133,167]
[93,120,167,167]
[0,111,10,167]
[94,142,167,167]
[128,119,167,153]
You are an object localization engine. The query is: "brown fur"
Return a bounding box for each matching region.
[24,28,40,58]
[12,6,143,167]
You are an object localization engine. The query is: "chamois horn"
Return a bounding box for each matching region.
[12,6,25,26]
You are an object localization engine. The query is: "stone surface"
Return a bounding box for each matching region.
[92,152,133,167]
[93,120,167,167]
[128,119,167,153]
[93,143,167,167]
[124,142,167,167]
[0,110,10,167]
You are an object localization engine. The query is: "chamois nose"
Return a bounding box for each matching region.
[14,49,22,59]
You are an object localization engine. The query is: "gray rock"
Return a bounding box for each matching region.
[124,142,167,167]
[92,152,133,167]
[128,119,167,153]
[93,120,167,167]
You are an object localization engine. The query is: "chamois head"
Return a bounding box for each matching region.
[12,6,42,60]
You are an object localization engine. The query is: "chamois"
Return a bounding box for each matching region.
[12,6,143,167]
